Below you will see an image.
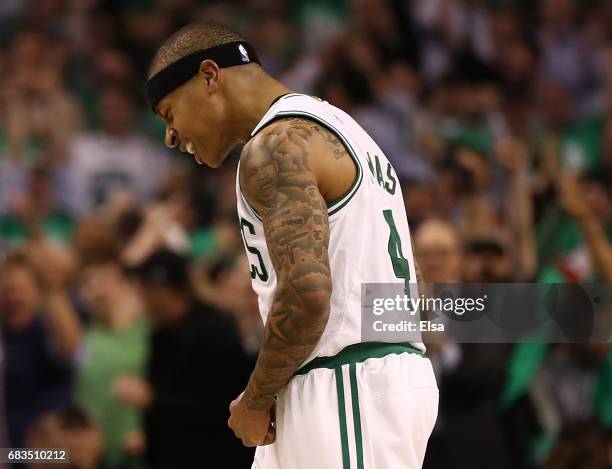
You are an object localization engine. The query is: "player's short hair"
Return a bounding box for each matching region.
[149,22,248,77]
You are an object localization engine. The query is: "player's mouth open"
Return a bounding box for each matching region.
[184,141,203,164]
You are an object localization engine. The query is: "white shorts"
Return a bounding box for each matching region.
[252,343,439,469]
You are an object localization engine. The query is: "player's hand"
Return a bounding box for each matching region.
[228,392,276,447]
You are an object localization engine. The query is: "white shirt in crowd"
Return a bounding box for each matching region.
[65,132,169,214]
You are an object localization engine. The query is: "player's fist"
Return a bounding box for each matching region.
[228,392,276,447]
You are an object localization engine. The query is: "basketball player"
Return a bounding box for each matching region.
[145,22,438,469]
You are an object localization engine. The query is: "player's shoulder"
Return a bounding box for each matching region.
[246,116,320,149]
[238,117,325,211]
[240,117,322,173]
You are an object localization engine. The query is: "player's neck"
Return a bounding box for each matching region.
[230,74,293,143]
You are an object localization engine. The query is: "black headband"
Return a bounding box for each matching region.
[145,41,260,112]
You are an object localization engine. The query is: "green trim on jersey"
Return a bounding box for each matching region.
[266,92,303,109]
[294,341,423,376]
[243,108,364,221]
[271,110,363,217]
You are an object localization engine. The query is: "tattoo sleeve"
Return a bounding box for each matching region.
[239,118,333,410]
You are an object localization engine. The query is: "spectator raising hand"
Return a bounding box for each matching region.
[558,171,590,221]
[558,171,612,281]
[498,138,536,280]
[26,241,80,358]
[1,249,82,449]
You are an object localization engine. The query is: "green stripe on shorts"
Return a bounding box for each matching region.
[335,366,350,469]
[349,363,365,469]
[316,344,424,467]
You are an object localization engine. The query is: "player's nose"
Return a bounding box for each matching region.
[165,128,178,149]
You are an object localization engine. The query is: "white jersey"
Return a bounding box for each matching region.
[236,93,425,365]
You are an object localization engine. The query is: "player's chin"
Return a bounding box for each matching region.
[191,148,214,167]
[204,148,232,168]
[205,156,224,168]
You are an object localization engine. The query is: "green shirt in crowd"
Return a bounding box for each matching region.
[76,317,149,469]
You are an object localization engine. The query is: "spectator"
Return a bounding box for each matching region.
[65,85,169,215]
[533,79,605,192]
[76,258,149,469]
[0,247,81,449]
[415,218,463,469]
[538,170,612,282]
[401,178,437,229]
[414,218,462,284]
[537,0,602,116]
[192,255,262,356]
[503,344,612,467]
[0,164,74,249]
[27,406,103,469]
[546,420,611,469]
[436,145,500,233]
[2,30,82,164]
[117,249,253,469]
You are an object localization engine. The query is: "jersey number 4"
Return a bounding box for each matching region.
[383,209,411,292]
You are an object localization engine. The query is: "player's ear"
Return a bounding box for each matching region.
[198,59,220,92]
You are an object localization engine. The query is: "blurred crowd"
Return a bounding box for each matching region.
[0,0,611,468]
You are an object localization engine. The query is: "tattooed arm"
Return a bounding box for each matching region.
[237,118,332,413]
